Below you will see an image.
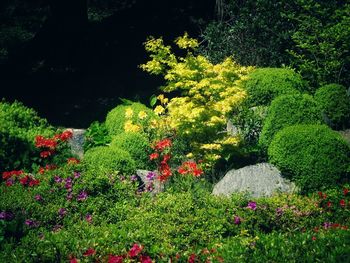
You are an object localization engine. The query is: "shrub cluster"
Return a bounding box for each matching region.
[268,124,350,193]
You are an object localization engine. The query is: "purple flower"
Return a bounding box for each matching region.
[65,177,72,184]
[324,222,332,229]
[25,219,39,228]
[146,182,154,192]
[146,171,156,181]
[58,208,67,217]
[234,216,241,225]
[247,201,257,211]
[66,193,73,201]
[85,214,92,223]
[73,171,81,179]
[54,176,62,183]
[35,194,43,201]
[276,207,283,216]
[77,191,88,201]
[130,175,138,182]
[0,211,14,221]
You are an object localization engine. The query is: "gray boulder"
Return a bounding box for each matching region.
[212,163,296,198]
[136,170,164,194]
[67,129,86,159]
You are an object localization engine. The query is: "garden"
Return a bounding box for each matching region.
[1,1,350,262]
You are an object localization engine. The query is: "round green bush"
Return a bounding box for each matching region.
[243,68,306,106]
[111,132,152,170]
[105,102,156,136]
[83,146,136,175]
[314,83,350,130]
[259,94,322,149]
[268,124,350,193]
[0,100,53,171]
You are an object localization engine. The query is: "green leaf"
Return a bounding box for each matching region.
[149,94,157,107]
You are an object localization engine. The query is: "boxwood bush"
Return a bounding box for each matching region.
[268,124,350,193]
[243,68,306,106]
[105,102,156,136]
[0,100,53,172]
[314,84,350,130]
[83,146,136,175]
[259,94,322,150]
[111,132,153,170]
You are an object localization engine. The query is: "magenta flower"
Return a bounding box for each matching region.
[58,208,67,217]
[77,191,88,201]
[276,207,283,216]
[66,193,73,201]
[0,211,14,221]
[86,213,92,223]
[146,171,156,181]
[234,216,241,225]
[130,175,138,181]
[35,194,43,201]
[25,219,39,227]
[247,201,257,210]
[323,222,332,229]
[54,176,62,183]
[73,171,81,179]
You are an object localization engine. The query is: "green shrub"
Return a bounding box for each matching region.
[105,102,156,136]
[259,94,322,150]
[83,146,136,175]
[83,121,111,152]
[268,124,350,193]
[314,84,350,130]
[0,100,53,172]
[111,132,152,170]
[243,68,306,106]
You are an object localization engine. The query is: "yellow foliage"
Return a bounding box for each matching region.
[141,33,254,167]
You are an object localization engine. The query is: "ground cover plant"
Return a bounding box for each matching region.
[1,33,350,262]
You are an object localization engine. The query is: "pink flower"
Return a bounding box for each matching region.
[247,201,257,210]
[108,255,124,263]
[128,244,143,258]
[85,214,92,223]
[234,216,241,225]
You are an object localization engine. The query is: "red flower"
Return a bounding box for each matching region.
[140,255,153,263]
[2,170,23,180]
[188,254,196,263]
[108,255,124,263]
[177,161,203,177]
[40,150,53,158]
[59,130,73,141]
[149,153,159,160]
[128,244,143,258]
[29,179,40,187]
[312,236,317,241]
[327,201,332,208]
[19,175,30,186]
[340,199,346,208]
[35,136,57,149]
[83,248,96,257]
[344,188,349,196]
[69,257,78,263]
[154,138,172,151]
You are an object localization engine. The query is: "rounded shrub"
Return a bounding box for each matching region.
[0,100,53,171]
[105,102,156,136]
[259,94,322,149]
[314,83,350,130]
[83,146,136,175]
[111,132,152,170]
[268,124,350,193]
[243,68,306,106]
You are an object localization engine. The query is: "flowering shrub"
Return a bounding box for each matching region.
[141,33,253,168]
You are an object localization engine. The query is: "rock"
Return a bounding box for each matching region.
[136,170,164,194]
[212,163,296,198]
[67,129,86,159]
[338,129,350,145]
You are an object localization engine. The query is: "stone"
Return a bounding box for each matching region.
[67,129,86,159]
[136,170,164,194]
[212,163,296,198]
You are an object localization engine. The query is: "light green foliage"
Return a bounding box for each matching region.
[111,132,153,170]
[141,34,253,166]
[83,121,111,152]
[268,124,350,193]
[83,146,136,175]
[314,84,350,130]
[0,100,53,171]
[243,68,306,106]
[105,101,156,136]
[259,94,322,150]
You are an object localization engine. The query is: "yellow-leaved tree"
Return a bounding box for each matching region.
[141,33,254,168]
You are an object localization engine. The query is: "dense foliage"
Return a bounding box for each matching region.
[268,124,350,193]
[314,84,350,130]
[242,68,306,106]
[259,94,322,150]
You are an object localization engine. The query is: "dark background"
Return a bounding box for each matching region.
[0,0,215,128]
